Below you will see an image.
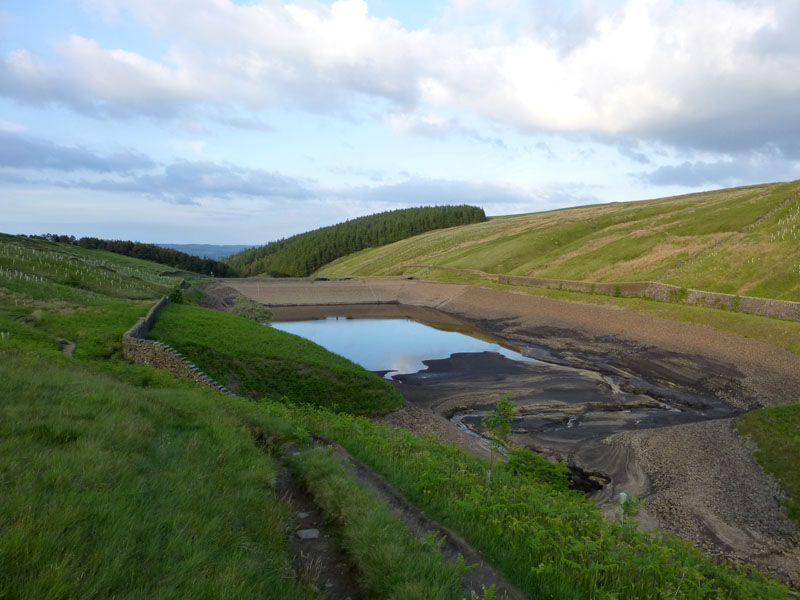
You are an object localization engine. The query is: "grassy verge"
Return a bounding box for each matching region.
[260,403,790,600]
[148,303,402,415]
[406,269,800,355]
[737,404,800,524]
[0,349,317,600]
[288,446,466,600]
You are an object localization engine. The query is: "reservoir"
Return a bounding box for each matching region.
[272,314,535,377]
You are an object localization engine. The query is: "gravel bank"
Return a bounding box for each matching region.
[617,419,800,587]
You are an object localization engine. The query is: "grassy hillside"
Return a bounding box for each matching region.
[0,234,463,599]
[320,181,800,301]
[1,232,797,598]
[225,205,486,277]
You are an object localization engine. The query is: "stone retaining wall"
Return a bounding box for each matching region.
[497,274,800,322]
[122,298,235,396]
[406,266,800,322]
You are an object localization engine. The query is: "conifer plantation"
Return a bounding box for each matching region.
[225,205,486,277]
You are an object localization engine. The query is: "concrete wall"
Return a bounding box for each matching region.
[122,297,236,395]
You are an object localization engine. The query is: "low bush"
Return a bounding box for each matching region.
[232,295,273,323]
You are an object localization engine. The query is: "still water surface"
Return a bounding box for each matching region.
[272,317,534,376]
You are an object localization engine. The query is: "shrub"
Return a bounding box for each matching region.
[232,295,273,323]
[168,285,184,304]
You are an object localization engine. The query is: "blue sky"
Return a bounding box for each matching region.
[2,0,800,244]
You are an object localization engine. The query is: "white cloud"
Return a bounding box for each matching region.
[388,111,507,148]
[3,0,800,155]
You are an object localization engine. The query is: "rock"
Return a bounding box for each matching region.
[296,528,320,540]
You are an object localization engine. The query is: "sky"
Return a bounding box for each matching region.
[2,0,800,244]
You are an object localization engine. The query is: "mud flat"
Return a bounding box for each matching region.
[211,277,800,586]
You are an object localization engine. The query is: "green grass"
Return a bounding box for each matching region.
[0,233,473,599]
[148,303,402,415]
[288,446,466,599]
[737,404,800,524]
[263,403,790,600]
[0,349,317,600]
[1,231,797,598]
[0,233,179,302]
[320,180,800,301]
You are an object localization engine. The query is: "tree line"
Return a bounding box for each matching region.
[25,234,236,277]
[224,205,487,277]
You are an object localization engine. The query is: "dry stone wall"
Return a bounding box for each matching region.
[497,274,800,322]
[122,297,235,396]
[406,266,800,322]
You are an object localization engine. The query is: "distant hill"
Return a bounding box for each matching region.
[158,244,254,261]
[225,205,487,277]
[319,181,800,301]
[24,234,238,277]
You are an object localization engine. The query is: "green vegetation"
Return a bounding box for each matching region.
[225,205,486,277]
[259,402,788,599]
[27,233,236,276]
[148,303,401,415]
[1,231,796,599]
[482,396,514,475]
[156,309,790,598]
[319,181,800,301]
[0,232,175,306]
[0,233,461,599]
[0,235,314,599]
[232,294,274,323]
[288,446,465,599]
[737,404,800,524]
[0,351,316,600]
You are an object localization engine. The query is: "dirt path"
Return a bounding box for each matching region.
[274,436,528,599]
[274,461,363,599]
[324,440,527,600]
[216,277,800,587]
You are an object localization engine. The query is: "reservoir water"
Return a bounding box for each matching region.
[272,316,535,377]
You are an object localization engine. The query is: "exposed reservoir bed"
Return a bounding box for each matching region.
[272,304,736,482]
